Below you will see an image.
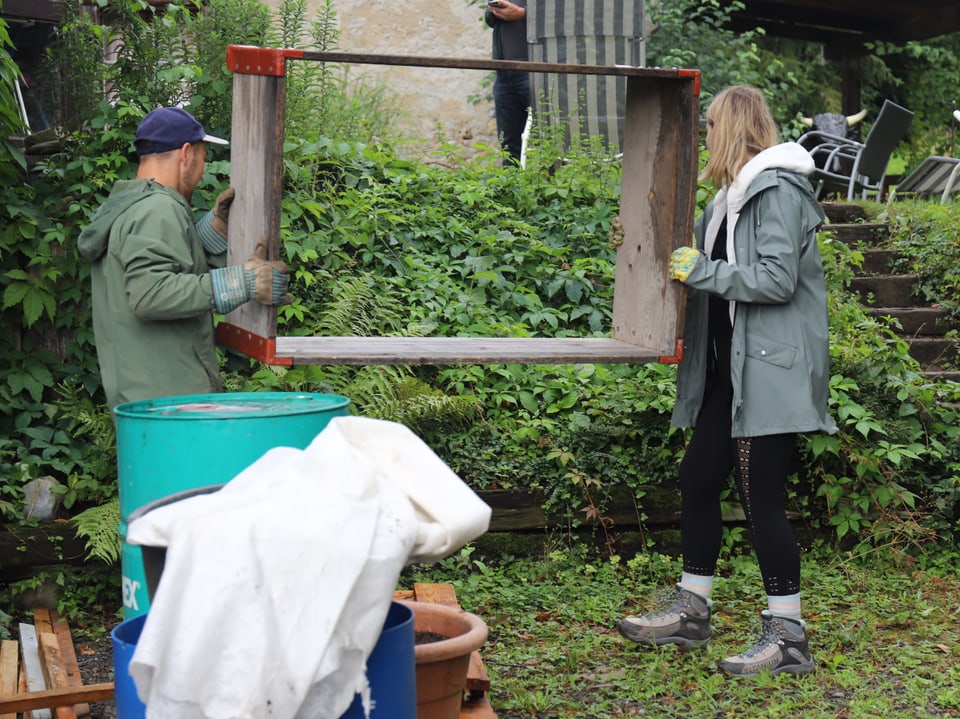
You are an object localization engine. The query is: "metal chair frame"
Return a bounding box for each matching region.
[802,100,914,201]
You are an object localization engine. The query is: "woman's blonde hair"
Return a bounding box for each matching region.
[699,85,780,188]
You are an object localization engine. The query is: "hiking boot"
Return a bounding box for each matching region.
[616,585,712,650]
[719,611,815,676]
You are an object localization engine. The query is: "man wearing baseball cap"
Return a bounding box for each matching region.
[78,106,292,408]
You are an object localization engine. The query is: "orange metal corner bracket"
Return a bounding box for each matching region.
[658,339,684,364]
[216,323,293,366]
[677,69,701,96]
[226,45,304,77]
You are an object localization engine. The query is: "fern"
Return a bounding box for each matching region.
[71,497,121,565]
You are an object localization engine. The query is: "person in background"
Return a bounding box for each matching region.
[616,85,837,676]
[485,0,529,166]
[78,106,291,409]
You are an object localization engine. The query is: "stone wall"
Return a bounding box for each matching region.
[268,0,498,158]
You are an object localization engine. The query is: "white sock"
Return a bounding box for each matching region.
[680,572,714,600]
[768,593,802,621]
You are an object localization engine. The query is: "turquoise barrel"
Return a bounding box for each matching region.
[114,392,351,618]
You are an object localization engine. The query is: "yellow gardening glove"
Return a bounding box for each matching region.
[669,246,701,282]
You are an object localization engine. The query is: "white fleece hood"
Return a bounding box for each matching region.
[703,142,816,322]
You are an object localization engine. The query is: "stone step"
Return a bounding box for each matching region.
[906,337,960,369]
[859,248,900,275]
[866,307,957,336]
[822,222,889,246]
[850,274,923,307]
[924,369,960,383]
[820,201,867,224]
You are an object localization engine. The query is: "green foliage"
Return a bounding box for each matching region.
[72,498,122,565]
[881,201,960,318]
[868,34,960,168]
[0,16,26,178]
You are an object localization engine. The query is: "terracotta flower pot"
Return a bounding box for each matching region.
[400,601,488,719]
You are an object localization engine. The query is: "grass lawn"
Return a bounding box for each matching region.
[406,539,960,718]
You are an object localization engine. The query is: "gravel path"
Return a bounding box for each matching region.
[76,629,119,718]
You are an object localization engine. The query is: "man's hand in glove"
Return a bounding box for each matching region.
[196,187,235,254]
[210,237,293,313]
[669,246,701,282]
[243,238,293,306]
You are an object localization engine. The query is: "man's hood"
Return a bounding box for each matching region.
[77,180,158,261]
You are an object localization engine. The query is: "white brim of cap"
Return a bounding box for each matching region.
[203,134,229,145]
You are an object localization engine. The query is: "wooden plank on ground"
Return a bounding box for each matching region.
[0,684,115,714]
[38,633,76,719]
[36,610,90,717]
[413,582,460,608]
[0,639,19,719]
[17,665,30,719]
[18,624,51,719]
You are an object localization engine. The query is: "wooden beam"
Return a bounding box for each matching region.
[273,336,671,365]
[0,684,115,714]
[225,71,286,340]
[612,75,696,354]
[0,640,18,719]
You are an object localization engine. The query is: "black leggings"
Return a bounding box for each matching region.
[678,381,800,596]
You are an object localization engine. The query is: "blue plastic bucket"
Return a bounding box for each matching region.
[109,604,414,719]
[340,601,417,719]
[111,613,147,719]
[114,392,351,618]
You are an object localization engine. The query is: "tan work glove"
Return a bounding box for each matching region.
[210,237,293,313]
[196,187,235,254]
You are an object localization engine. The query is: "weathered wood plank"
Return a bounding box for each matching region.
[612,75,696,354]
[0,684,115,714]
[38,633,77,719]
[226,71,286,340]
[296,50,693,79]
[46,610,89,717]
[413,583,460,608]
[274,336,664,365]
[0,640,19,719]
[34,610,89,717]
[18,624,50,719]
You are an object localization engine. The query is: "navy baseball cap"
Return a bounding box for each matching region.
[135,107,229,156]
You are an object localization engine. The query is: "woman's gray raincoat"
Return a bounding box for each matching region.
[671,142,839,438]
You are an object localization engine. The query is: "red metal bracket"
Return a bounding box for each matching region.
[226,45,304,77]
[677,69,701,96]
[216,323,293,366]
[658,339,684,364]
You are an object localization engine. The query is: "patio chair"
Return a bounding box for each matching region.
[802,100,914,201]
[889,155,960,203]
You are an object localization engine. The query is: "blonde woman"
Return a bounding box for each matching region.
[617,86,837,676]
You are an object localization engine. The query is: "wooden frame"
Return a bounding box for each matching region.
[217,46,700,366]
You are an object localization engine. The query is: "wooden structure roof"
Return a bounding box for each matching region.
[729,1,960,115]
[731,1,960,47]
